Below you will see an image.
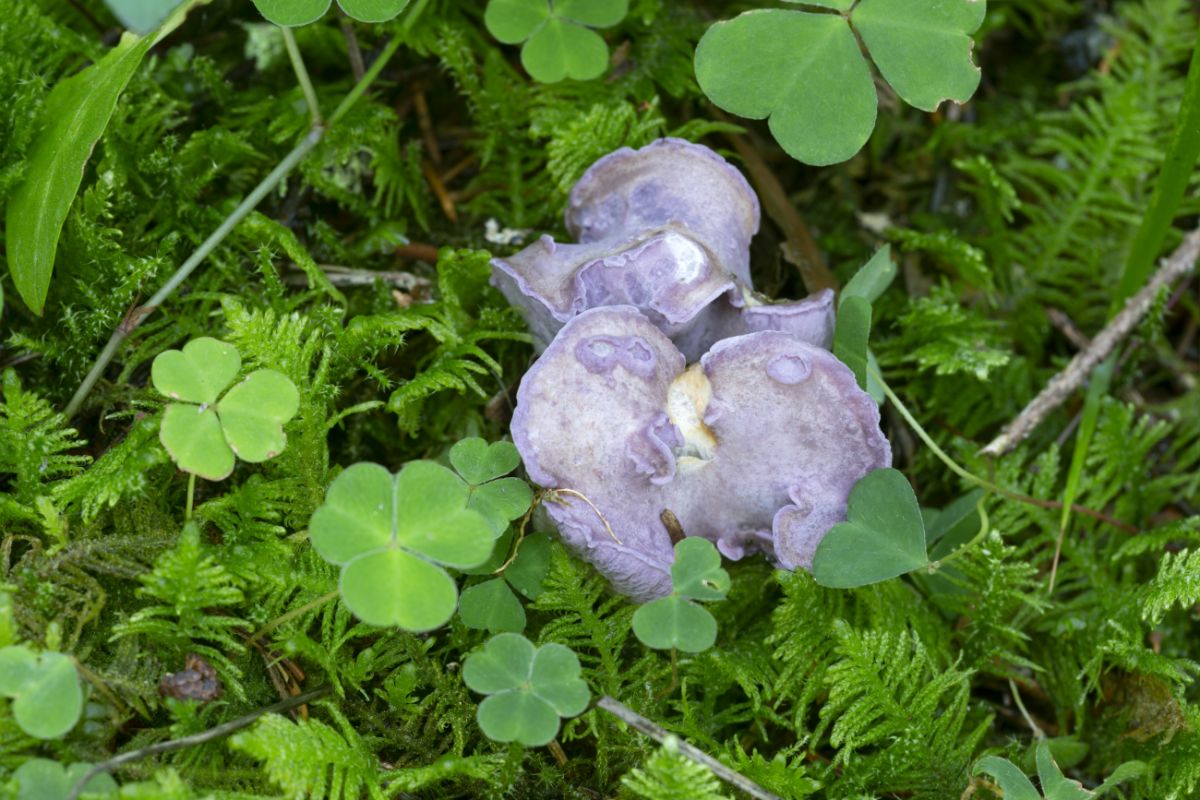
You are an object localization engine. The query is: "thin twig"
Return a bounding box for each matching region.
[596,695,783,800]
[339,15,366,81]
[282,264,431,293]
[981,228,1200,456]
[67,687,331,800]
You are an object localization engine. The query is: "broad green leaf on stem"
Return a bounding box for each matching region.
[218,370,299,462]
[484,0,550,43]
[851,0,986,112]
[5,0,209,315]
[812,468,929,588]
[160,404,235,481]
[0,646,83,740]
[973,756,1040,800]
[13,759,117,800]
[785,0,854,9]
[1036,740,1092,800]
[522,18,608,83]
[309,461,495,631]
[504,532,552,599]
[459,578,526,633]
[833,295,872,390]
[251,0,331,26]
[483,0,627,83]
[463,633,590,746]
[469,478,534,535]
[152,337,241,405]
[841,245,897,306]
[340,548,458,629]
[555,0,628,27]
[337,0,412,23]
[695,9,876,166]
[670,538,729,601]
[632,595,718,653]
[450,438,521,484]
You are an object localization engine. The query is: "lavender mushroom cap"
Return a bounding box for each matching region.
[491,139,835,360]
[512,306,892,601]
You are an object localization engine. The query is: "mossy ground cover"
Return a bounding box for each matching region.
[1,1,1199,798]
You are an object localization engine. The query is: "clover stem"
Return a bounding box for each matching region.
[873,368,1136,534]
[928,500,990,572]
[63,36,403,419]
[185,473,196,521]
[282,26,323,126]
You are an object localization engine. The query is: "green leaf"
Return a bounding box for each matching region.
[152,337,241,405]
[340,548,459,630]
[160,404,235,481]
[670,538,729,601]
[484,0,549,43]
[459,579,526,633]
[504,532,552,599]
[522,18,609,83]
[309,461,495,631]
[336,0,411,23]
[103,0,183,33]
[851,0,986,112]
[0,646,83,740]
[632,595,718,653]
[463,633,590,746]
[1093,761,1147,797]
[217,370,299,462]
[555,0,628,27]
[927,489,985,560]
[1036,740,1091,800]
[476,691,560,746]
[13,759,117,800]
[841,245,898,306]
[529,642,590,716]
[450,438,521,484]
[973,756,1040,800]
[812,468,930,588]
[5,0,209,314]
[695,9,876,166]
[251,0,332,26]
[470,478,534,535]
[833,295,872,390]
[462,632,535,694]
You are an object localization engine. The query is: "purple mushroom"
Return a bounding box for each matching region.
[491,139,835,361]
[512,306,892,601]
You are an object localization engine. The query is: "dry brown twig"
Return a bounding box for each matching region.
[981,228,1200,457]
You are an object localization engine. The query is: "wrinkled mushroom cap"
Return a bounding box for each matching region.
[565,138,760,287]
[512,306,891,600]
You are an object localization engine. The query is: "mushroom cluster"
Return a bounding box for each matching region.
[494,139,891,600]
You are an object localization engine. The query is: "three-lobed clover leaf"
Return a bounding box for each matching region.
[811,468,930,588]
[484,0,629,83]
[309,461,496,630]
[12,759,117,800]
[631,538,729,653]
[459,531,552,633]
[448,438,534,535]
[252,0,411,26]
[462,632,590,746]
[834,245,897,391]
[0,645,83,740]
[152,338,299,481]
[695,0,986,165]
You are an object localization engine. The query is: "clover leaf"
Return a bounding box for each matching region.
[632,538,729,653]
[812,468,930,588]
[12,759,117,800]
[152,338,299,481]
[0,645,83,740]
[459,532,552,633]
[695,0,986,165]
[462,632,590,746]
[309,461,496,630]
[484,0,629,83]
[834,245,897,391]
[449,438,534,535]
[251,0,411,26]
